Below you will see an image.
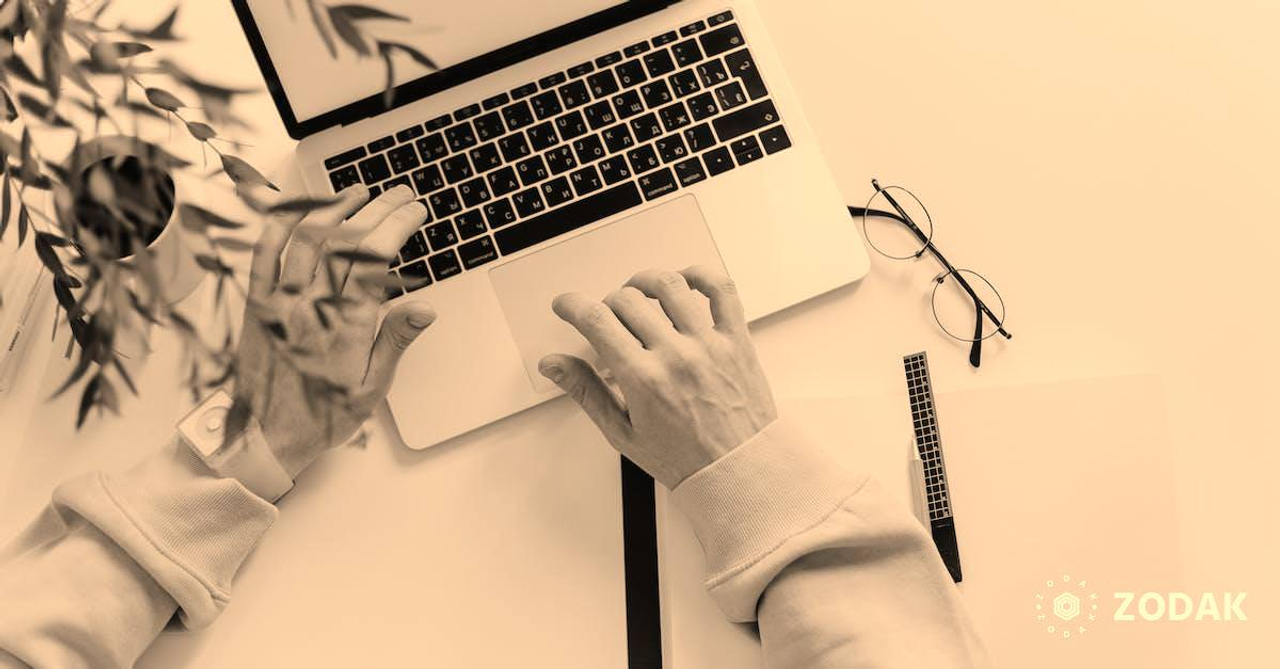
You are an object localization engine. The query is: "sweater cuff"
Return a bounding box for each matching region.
[52,436,277,629]
[670,418,866,585]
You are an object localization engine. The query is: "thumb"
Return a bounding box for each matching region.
[365,301,437,392]
[539,353,631,446]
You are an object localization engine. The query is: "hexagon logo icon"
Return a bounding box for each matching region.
[1053,592,1082,621]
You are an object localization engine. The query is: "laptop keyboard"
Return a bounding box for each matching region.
[322,10,793,298]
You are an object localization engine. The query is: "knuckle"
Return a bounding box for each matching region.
[657,271,685,291]
[388,323,418,350]
[583,302,612,326]
[716,275,738,295]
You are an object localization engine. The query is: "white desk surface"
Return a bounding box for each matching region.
[2,1,1277,667]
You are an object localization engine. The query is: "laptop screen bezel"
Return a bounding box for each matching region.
[229,0,678,140]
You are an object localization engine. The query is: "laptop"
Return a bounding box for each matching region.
[232,0,868,450]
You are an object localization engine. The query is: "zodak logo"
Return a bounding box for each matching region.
[1034,573,1249,640]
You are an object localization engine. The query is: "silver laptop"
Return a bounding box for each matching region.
[234,0,868,449]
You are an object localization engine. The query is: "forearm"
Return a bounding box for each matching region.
[671,419,989,668]
[0,437,276,669]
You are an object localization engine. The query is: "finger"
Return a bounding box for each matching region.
[552,292,644,363]
[242,186,306,300]
[538,353,632,445]
[364,301,437,394]
[625,269,711,334]
[680,265,746,333]
[341,200,430,299]
[603,286,676,348]
[324,184,418,284]
[279,185,369,290]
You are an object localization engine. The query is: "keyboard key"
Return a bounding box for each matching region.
[325,146,367,170]
[446,123,478,152]
[659,102,691,132]
[511,187,546,218]
[470,143,502,172]
[602,124,635,153]
[627,144,661,174]
[428,249,462,281]
[454,104,482,121]
[724,49,768,100]
[411,164,445,195]
[684,123,716,152]
[643,49,676,78]
[559,79,591,109]
[652,31,678,47]
[655,134,689,163]
[516,155,549,186]
[760,125,792,154]
[530,91,563,120]
[539,71,567,89]
[587,70,620,99]
[583,100,617,129]
[703,146,734,176]
[399,230,428,264]
[358,154,391,183]
[630,113,663,142]
[709,10,734,26]
[670,69,701,97]
[495,182,643,255]
[612,90,645,119]
[542,177,575,207]
[416,133,448,162]
[396,124,425,142]
[424,221,458,252]
[732,136,764,164]
[596,51,623,68]
[615,59,648,88]
[697,60,729,88]
[459,236,499,269]
[510,82,538,99]
[639,167,678,200]
[367,135,395,152]
[671,39,704,67]
[641,80,673,108]
[474,112,506,142]
[482,92,511,110]
[400,260,432,291]
[712,99,780,142]
[674,157,708,187]
[568,61,594,78]
[573,135,606,164]
[487,166,521,197]
[598,155,632,184]
[569,165,603,196]
[329,165,360,191]
[687,92,719,121]
[425,115,452,131]
[528,122,559,151]
[545,146,578,175]
[502,100,535,130]
[454,210,488,239]
[387,144,420,174]
[367,185,382,199]
[428,189,462,220]
[498,134,532,162]
[441,154,473,184]
[623,41,650,57]
[700,23,744,57]
[458,177,492,208]
[384,175,411,192]
[555,110,589,141]
[715,81,747,110]
[483,199,518,228]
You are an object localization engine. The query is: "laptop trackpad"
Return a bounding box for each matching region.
[489,195,726,394]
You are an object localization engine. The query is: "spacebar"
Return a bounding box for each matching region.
[494,182,644,255]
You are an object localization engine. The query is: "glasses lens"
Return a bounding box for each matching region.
[931,269,1006,342]
[862,186,934,260]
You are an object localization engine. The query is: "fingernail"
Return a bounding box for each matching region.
[407,312,434,328]
[392,184,414,198]
[539,362,564,383]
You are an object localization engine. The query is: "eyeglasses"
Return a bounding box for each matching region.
[848,179,1012,368]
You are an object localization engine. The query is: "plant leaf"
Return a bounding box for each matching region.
[185,120,216,141]
[267,195,341,214]
[211,236,254,252]
[76,375,100,429]
[328,5,408,22]
[380,41,439,71]
[179,203,247,231]
[0,87,16,122]
[90,41,152,67]
[305,0,338,59]
[378,42,395,108]
[327,7,369,57]
[16,205,27,246]
[219,154,279,191]
[124,6,179,41]
[0,172,10,241]
[144,86,183,111]
[330,248,386,264]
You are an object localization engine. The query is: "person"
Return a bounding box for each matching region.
[0,185,988,668]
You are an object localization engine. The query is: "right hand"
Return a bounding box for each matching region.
[538,267,777,488]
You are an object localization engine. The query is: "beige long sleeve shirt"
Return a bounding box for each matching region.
[0,418,988,668]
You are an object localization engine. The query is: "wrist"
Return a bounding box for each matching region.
[177,391,295,502]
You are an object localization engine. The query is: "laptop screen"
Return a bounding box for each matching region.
[243,0,631,127]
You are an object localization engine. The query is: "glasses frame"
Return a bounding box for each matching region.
[849,179,1012,368]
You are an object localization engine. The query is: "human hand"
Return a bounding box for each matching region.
[232,184,435,478]
[538,267,777,488]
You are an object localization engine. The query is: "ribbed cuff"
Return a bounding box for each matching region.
[670,418,866,583]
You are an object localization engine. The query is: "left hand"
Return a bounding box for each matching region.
[232,183,435,478]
